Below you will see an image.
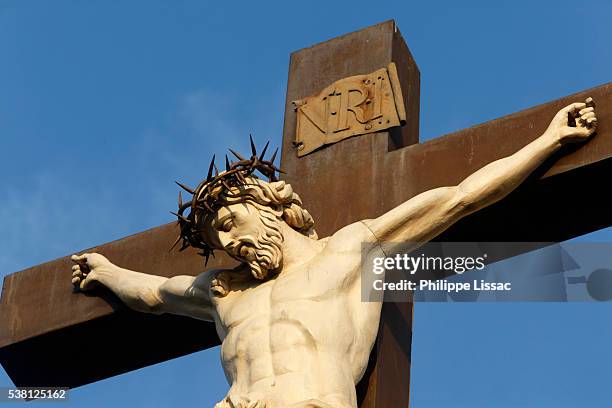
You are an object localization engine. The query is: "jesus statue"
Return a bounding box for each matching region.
[71,101,597,408]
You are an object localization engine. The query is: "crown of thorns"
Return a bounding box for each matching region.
[171,136,285,265]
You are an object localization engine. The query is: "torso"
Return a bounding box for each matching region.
[210,222,383,408]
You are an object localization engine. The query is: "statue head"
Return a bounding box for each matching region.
[173,139,317,280]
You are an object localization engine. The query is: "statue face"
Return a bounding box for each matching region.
[204,202,284,280]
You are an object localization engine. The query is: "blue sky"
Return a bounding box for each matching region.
[0,0,611,406]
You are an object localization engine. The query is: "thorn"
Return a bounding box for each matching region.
[271,165,286,174]
[178,191,183,208]
[225,155,230,171]
[259,141,270,161]
[175,181,195,194]
[207,154,216,181]
[269,147,278,164]
[229,149,245,161]
[250,134,257,157]
[259,140,270,161]
[214,163,220,177]
[170,235,182,251]
[170,211,191,223]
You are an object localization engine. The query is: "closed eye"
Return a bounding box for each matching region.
[220,219,233,232]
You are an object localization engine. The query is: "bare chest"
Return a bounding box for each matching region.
[212,260,359,352]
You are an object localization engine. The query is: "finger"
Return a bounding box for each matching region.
[80,278,95,291]
[79,280,88,290]
[587,117,598,127]
[72,264,80,271]
[562,102,586,114]
[71,254,88,263]
[581,112,596,121]
[579,114,596,126]
[579,107,594,115]
[72,268,86,277]
[585,97,596,108]
[72,277,81,285]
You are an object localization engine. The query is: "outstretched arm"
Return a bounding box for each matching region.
[71,253,215,321]
[364,101,598,245]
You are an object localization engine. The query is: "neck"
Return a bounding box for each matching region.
[278,222,323,272]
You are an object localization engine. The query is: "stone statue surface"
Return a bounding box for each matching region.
[71,101,597,408]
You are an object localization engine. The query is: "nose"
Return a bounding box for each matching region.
[216,231,231,249]
[217,232,242,254]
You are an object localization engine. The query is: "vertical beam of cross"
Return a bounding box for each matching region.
[280,20,419,407]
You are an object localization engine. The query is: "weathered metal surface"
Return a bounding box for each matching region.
[293,63,406,156]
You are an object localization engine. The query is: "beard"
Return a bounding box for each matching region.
[229,210,284,280]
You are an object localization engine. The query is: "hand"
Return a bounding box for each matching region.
[546,98,598,145]
[71,253,115,291]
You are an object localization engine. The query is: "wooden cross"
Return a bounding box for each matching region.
[1,20,610,407]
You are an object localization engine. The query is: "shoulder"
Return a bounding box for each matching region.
[323,220,379,253]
